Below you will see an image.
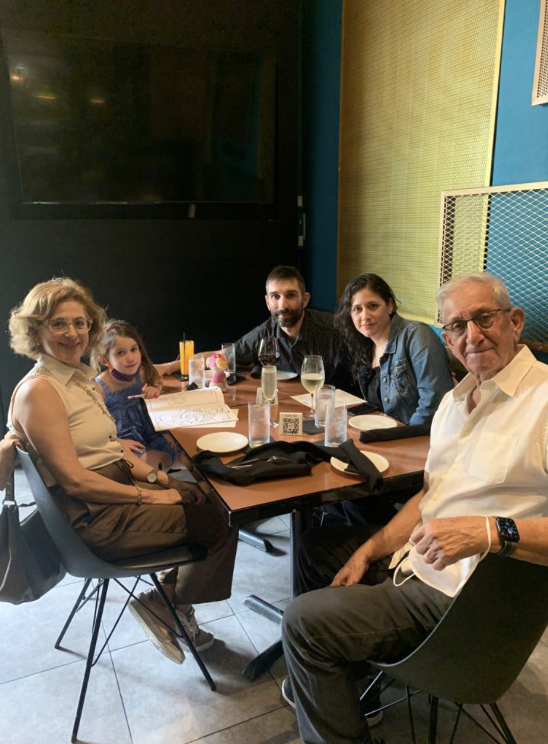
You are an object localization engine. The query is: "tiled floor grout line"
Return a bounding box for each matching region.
[183,705,294,744]
[108,646,135,744]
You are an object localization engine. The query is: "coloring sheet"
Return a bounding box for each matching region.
[146,388,238,430]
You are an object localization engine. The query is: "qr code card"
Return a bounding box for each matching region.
[280,412,303,436]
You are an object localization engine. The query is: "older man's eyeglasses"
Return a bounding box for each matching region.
[442,309,510,338]
[46,317,92,334]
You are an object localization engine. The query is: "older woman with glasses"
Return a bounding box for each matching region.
[7,277,237,663]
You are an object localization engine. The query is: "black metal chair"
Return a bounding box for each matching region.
[361,553,548,743]
[17,448,215,743]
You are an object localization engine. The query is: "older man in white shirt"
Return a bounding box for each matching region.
[281,272,548,744]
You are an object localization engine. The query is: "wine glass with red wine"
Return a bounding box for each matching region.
[258,337,280,367]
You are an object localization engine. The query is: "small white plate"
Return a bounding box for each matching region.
[331,450,389,476]
[196,432,248,454]
[348,415,398,431]
[276,370,298,381]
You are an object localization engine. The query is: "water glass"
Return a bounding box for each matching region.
[221,342,236,377]
[314,385,336,429]
[324,402,347,447]
[188,356,206,388]
[248,403,270,448]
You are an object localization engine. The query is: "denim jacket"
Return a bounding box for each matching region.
[358,314,453,426]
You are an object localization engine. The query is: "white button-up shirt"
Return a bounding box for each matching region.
[393,346,548,596]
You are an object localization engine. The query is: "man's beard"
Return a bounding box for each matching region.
[272,305,305,329]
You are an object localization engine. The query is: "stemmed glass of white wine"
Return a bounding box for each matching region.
[300,355,325,419]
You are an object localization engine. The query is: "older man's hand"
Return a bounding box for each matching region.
[411,516,490,570]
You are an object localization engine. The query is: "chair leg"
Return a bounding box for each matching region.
[71,579,109,743]
[406,685,418,744]
[428,696,439,744]
[55,578,94,649]
[150,574,216,691]
[490,703,517,744]
[238,528,274,552]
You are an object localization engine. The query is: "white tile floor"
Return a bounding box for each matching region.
[2,469,548,743]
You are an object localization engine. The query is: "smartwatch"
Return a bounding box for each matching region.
[146,469,159,484]
[494,516,520,556]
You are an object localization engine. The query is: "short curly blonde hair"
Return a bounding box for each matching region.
[9,277,107,360]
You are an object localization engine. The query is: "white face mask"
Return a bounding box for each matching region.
[392,517,492,598]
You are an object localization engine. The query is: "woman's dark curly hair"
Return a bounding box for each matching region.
[334,273,399,379]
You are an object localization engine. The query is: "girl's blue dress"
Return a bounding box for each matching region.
[96,375,179,460]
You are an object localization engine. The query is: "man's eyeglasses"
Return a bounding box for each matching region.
[45,317,93,334]
[442,309,510,338]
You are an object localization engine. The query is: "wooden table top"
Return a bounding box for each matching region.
[167,375,429,526]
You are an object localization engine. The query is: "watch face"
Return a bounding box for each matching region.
[146,470,158,484]
[496,517,520,542]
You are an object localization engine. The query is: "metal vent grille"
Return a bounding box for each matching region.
[438,182,548,350]
[533,0,548,105]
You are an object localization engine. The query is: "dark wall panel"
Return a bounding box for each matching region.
[0,0,298,408]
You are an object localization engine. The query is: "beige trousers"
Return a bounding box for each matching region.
[52,461,238,606]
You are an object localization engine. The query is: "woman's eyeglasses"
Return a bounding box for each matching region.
[45,317,92,334]
[442,308,509,338]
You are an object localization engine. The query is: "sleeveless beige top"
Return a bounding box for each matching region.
[9,353,124,486]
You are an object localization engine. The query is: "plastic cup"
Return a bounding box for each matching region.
[248,403,270,448]
[188,356,206,388]
[324,402,347,447]
[314,385,336,429]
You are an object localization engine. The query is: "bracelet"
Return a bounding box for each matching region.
[135,483,143,506]
[480,515,491,560]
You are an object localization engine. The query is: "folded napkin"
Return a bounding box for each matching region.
[335,440,384,494]
[359,422,430,444]
[347,402,378,415]
[193,439,382,487]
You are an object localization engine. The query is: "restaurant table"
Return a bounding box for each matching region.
[166,374,429,678]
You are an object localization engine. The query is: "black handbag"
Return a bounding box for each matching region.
[0,488,67,605]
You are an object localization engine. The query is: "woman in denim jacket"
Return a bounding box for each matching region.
[335,274,453,426]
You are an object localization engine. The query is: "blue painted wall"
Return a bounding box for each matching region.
[300,0,342,310]
[492,0,548,185]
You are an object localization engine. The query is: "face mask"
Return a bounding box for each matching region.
[108,363,139,382]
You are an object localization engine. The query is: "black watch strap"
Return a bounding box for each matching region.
[496,540,517,557]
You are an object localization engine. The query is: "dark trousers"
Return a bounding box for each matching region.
[282,526,451,744]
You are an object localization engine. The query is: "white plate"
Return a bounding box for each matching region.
[348,415,398,431]
[276,370,298,381]
[196,432,248,454]
[331,450,389,476]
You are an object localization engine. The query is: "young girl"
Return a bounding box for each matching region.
[94,320,183,471]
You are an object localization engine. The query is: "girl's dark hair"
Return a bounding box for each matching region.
[334,273,399,379]
[92,319,161,387]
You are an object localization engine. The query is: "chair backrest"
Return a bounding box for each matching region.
[372,553,548,705]
[17,448,142,580]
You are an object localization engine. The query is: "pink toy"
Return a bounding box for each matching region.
[206,353,229,392]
